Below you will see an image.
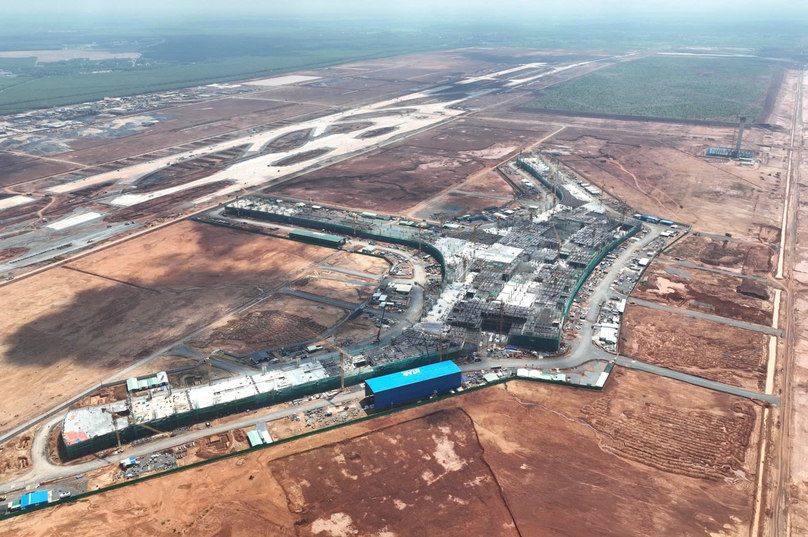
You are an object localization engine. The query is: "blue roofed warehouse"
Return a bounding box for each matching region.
[365,361,462,408]
[21,490,49,509]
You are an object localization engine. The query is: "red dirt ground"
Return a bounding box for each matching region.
[0,220,340,435]
[633,261,773,325]
[268,118,548,213]
[0,152,80,187]
[0,369,760,537]
[620,304,768,391]
[662,234,775,276]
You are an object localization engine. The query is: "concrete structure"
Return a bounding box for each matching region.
[365,361,461,408]
[62,362,329,458]
[288,229,345,248]
[735,116,746,155]
[126,371,168,392]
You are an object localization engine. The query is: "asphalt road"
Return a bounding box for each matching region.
[655,258,776,284]
[629,298,784,336]
[615,356,780,405]
[316,264,383,281]
[565,225,662,364]
[280,288,370,312]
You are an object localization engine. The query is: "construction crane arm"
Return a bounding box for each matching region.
[103,408,164,436]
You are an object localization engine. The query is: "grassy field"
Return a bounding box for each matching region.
[525,56,777,121]
[0,51,401,115]
[0,19,799,116]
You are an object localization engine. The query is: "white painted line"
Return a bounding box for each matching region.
[46,211,102,230]
[0,195,35,210]
[245,75,321,87]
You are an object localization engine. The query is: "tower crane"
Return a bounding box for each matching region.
[102,408,164,450]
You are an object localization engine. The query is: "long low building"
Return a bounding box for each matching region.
[62,361,330,459]
[365,361,461,408]
[289,228,345,247]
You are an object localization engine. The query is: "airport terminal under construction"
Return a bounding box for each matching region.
[60,150,640,459]
[222,157,640,352]
[62,329,463,459]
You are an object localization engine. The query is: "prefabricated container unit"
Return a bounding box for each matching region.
[247,430,264,447]
[365,361,461,408]
[659,219,674,226]
[20,491,49,509]
[288,229,345,248]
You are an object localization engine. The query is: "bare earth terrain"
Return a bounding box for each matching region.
[0,220,347,435]
[0,371,760,536]
[621,305,767,391]
[633,261,774,325]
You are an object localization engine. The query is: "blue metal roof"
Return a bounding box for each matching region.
[365,361,461,393]
[21,491,48,508]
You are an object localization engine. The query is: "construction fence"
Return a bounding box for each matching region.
[64,348,459,459]
[219,208,453,284]
[9,367,612,523]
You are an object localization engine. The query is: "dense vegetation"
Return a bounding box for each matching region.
[0,18,799,116]
[526,56,776,121]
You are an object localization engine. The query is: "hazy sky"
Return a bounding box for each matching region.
[6,0,808,21]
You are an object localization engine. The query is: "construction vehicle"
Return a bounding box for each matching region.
[102,408,164,450]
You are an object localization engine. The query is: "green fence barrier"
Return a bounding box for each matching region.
[219,208,452,283]
[516,156,563,202]
[65,348,460,459]
[3,371,611,523]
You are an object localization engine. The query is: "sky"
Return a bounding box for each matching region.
[5,0,808,21]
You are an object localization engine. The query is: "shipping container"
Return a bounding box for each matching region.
[365,361,461,408]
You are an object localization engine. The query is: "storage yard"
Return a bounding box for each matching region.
[0,371,761,536]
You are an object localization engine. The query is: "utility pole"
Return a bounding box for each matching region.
[499,301,505,345]
[438,332,443,363]
[352,213,357,237]
[340,350,345,390]
[376,302,388,342]
[418,225,423,252]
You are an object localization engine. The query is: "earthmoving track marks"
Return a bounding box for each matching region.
[61,265,160,294]
[32,195,56,227]
[456,406,524,537]
[610,156,680,215]
[581,396,757,480]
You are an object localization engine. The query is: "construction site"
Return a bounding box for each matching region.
[0,45,801,537]
[223,152,640,352]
